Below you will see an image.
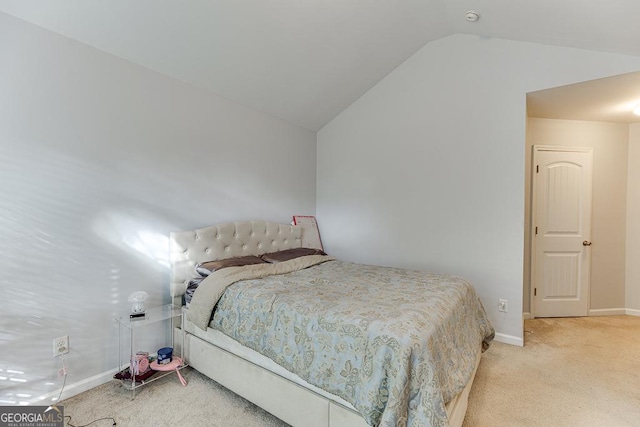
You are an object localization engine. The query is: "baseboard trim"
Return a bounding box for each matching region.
[32,368,118,405]
[588,308,627,316]
[528,308,640,318]
[494,332,523,347]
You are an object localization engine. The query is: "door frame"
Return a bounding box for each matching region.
[529,145,593,319]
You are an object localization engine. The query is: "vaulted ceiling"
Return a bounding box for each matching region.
[1,0,639,130]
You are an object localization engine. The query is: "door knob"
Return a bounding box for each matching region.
[583,241,592,246]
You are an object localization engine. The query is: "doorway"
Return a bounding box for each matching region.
[523,116,631,322]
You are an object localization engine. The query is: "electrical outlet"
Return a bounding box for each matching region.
[52,335,69,357]
[498,299,508,313]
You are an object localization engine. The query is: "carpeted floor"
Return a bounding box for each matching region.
[61,316,640,427]
[464,315,640,427]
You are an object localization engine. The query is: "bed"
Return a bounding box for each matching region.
[169,220,494,427]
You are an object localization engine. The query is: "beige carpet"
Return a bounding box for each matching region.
[465,315,640,427]
[62,316,640,427]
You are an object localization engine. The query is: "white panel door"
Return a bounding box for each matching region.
[532,146,593,317]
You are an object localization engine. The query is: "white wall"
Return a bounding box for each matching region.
[317,34,640,345]
[524,118,629,314]
[628,124,640,313]
[0,12,316,404]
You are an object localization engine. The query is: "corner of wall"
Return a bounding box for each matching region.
[626,124,640,310]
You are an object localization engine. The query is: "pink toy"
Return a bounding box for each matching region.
[150,356,187,386]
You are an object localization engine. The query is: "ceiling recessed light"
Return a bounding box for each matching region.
[465,11,480,22]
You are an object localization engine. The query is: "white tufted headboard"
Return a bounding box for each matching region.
[169,221,303,301]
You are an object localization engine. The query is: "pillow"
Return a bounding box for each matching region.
[184,277,204,307]
[195,255,266,277]
[260,247,326,263]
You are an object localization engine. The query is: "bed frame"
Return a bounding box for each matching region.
[169,220,479,427]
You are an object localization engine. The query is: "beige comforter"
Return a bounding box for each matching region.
[187,255,335,330]
[188,257,494,426]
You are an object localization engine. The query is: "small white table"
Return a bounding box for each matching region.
[116,304,187,398]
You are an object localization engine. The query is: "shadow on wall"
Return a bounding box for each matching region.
[0,144,179,405]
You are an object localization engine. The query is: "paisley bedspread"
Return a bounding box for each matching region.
[194,259,494,426]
